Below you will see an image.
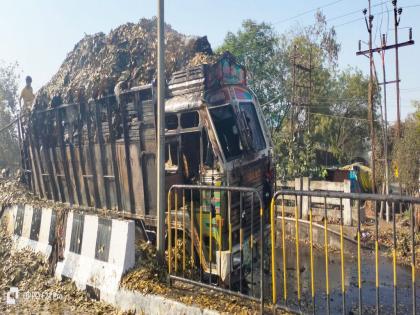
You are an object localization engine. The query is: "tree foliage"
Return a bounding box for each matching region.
[0,61,19,112]
[0,61,20,170]
[218,12,375,179]
[392,102,420,195]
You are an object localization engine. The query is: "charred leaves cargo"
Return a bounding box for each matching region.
[25,53,273,277]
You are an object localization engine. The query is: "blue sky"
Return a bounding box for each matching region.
[1,0,419,121]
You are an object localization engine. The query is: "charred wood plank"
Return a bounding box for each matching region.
[19,119,33,189]
[56,108,74,205]
[76,104,92,207]
[120,94,135,213]
[50,145,66,203]
[68,142,83,205]
[106,97,123,211]
[134,91,147,216]
[95,100,111,209]
[84,100,101,208]
[39,126,59,202]
[28,119,49,198]
[27,129,45,199]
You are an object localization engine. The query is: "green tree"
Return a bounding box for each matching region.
[392,102,420,195]
[218,12,379,180]
[216,20,287,118]
[0,61,19,112]
[0,61,20,170]
[312,69,373,164]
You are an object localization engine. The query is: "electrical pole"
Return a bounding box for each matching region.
[380,34,391,221]
[290,45,297,139]
[156,0,166,256]
[363,0,377,194]
[289,45,312,177]
[393,0,402,138]
[357,3,414,209]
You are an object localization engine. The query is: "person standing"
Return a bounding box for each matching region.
[17,76,35,184]
[19,76,35,113]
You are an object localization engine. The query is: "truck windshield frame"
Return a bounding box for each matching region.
[238,102,266,152]
[209,104,243,161]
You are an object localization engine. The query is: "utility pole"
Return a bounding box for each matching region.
[357,2,414,139]
[156,0,166,256]
[357,3,414,199]
[289,45,297,177]
[359,1,377,194]
[393,0,402,138]
[380,34,391,221]
[368,1,377,194]
[289,45,312,177]
[290,45,297,140]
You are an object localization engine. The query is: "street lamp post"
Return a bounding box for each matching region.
[156,0,166,256]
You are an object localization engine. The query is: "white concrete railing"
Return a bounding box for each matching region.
[277,177,352,226]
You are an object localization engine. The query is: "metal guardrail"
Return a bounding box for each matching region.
[166,184,266,314]
[270,189,420,315]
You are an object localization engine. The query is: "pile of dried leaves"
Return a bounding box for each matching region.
[0,232,130,314]
[121,240,274,314]
[0,178,34,207]
[37,18,213,105]
[0,179,282,314]
[353,218,420,269]
[0,178,124,223]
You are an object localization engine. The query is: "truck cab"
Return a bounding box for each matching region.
[164,53,273,280]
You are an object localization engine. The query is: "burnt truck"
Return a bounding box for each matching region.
[25,52,273,280]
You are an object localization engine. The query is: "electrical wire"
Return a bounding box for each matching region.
[309,111,379,122]
[333,4,420,29]
[327,1,387,22]
[273,0,346,25]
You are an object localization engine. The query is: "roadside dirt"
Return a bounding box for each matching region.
[121,240,290,315]
[0,232,129,314]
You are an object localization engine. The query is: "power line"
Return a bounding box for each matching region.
[309,111,383,122]
[401,86,420,91]
[273,0,346,25]
[333,4,420,29]
[327,1,387,22]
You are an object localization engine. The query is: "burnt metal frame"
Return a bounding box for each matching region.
[167,184,266,314]
[27,86,156,215]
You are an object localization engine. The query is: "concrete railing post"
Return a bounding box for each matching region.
[343,179,352,226]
